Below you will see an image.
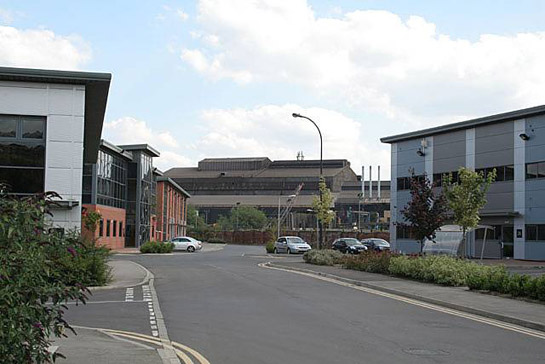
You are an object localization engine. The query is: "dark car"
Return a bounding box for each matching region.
[332,238,368,254]
[361,238,391,251]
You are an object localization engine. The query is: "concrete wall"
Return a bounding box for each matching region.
[0,80,85,230]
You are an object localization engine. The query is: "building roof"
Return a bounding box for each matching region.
[117,144,160,157]
[187,194,326,208]
[165,166,349,179]
[156,177,191,197]
[0,66,111,163]
[381,104,545,144]
[100,139,133,160]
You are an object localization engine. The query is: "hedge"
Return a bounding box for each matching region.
[140,241,175,254]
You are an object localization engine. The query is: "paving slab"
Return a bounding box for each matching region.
[270,260,545,332]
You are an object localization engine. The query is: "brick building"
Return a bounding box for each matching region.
[155,177,190,242]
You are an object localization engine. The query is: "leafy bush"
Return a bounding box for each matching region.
[265,241,275,253]
[389,255,477,286]
[0,192,91,362]
[140,241,175,254]
[465,264,509,291]
[343,251,393,274]
[207,238,226,244]
[303,249,344,266]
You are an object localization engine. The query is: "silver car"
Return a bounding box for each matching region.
[274,236,312,254]
[171,236,202,252]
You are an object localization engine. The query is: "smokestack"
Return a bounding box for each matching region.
[369,166,372,199]
[378,165,381,199]
[361,166,365,199]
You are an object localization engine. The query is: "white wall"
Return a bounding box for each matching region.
[0,80,85,230]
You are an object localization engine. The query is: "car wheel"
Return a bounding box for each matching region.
[187,246,196,253]
[273,248,278,254]
[287,248,292,254]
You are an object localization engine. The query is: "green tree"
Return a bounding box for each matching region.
[312,177,335,249]
[444,167,496,256]
[218,206,268,230]
[187,205,206,230]
[401,173,448,252]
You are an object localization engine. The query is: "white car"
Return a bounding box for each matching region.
[274,236,312,254]
[171,236,202,252]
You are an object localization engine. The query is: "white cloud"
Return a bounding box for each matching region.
[196,104,390,176]
[0,25,90,70]
[103,117,192,171]
[0,8,15,24]
[183,0,545,128]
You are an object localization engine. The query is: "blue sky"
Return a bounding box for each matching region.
[1,1,544,176]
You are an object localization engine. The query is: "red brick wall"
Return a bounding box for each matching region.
[156,181,188,242]
[82,204,126,250]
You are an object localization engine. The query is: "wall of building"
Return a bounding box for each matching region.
[0,80,85,230]
[83,204,126,250]
[156,181,188,241]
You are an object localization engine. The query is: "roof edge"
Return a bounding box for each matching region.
[156,177,191,197]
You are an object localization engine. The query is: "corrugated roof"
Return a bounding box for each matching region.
[381,104,545,143]
[187,194,335,208]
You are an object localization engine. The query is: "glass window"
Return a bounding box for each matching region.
[106,220,111,237]
[0,116,17,138]
[538,163,545,179]
[119,221,124,237]
[494,166,505,182]
[113,220,117,237]
[526,163,538,179]
[505,165,514,181]
[0,168,44,194]
[538,225,545,241]
[22,118,44,139]
[99,219,104,237]
[526,225,537,241]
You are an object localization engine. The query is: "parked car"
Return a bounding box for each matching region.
[274,236,312,254]
[361,238,390,252]
[332,238,368,254]
[171,236,202,252]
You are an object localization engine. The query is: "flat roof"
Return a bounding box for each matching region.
[0,67,111,163]
[381,104,545,144]
[100,139,133,160]
[118,144,160,157]
[156,177,191,197]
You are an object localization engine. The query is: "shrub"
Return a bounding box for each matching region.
[140,241,175,254]
[0,192,90,362]
[265,241,275,253]
[207,238,226,244]
[466,264,509,291]
[343,251,393,274]
[303,249,344,266]
[389,255,477,286]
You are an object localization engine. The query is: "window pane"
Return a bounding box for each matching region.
[494,167,505,182]
[0,117,17,138]
[526,163,538,179]
[0,142,45,167]
[538,225,545,241]
[0,167,44,194]
[22,118,44,139]
[526,225,537,241]
[505,165,514,181]
[538,163,545,179]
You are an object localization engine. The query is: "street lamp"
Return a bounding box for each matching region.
[292,112,324,249]
[278,194,296,238]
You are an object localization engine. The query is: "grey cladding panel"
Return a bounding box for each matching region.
[396,139,425,177]
[482,182,513,211]
[475,121,514,167]
[525,115,545,163]
[433,130,466,173]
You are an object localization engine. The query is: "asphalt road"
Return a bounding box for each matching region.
[68,245,545,363]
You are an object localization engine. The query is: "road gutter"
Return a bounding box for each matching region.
[264,262,545,334]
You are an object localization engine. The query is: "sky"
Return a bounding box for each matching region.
[1,0,545,178]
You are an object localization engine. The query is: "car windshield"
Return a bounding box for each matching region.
[287,237,304,244]
[344,239,361,246]
[373,240,390,247]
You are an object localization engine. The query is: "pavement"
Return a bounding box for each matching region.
[54,259,167,364]
[269,260,545,332]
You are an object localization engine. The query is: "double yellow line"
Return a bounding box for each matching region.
[261,263,545,341]
[95,327,211,364]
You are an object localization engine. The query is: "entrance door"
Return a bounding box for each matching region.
[502,225,514,258]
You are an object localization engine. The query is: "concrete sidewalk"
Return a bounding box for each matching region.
[90,259,150,291]
[51,327,163,364]
[270,260,545,332]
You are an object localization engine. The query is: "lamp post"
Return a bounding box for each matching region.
[278,194,296,238]
[292,112,324,249]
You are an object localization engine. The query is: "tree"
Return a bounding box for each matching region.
[401,173,448,252]
[443,167,496,256]
[312,177,335,248]
[187,205,206,230]
[218,206,268,230]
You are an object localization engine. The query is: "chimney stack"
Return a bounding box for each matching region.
[361,166,365,199]
[378,165,381,199]
[369,166,372,199]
